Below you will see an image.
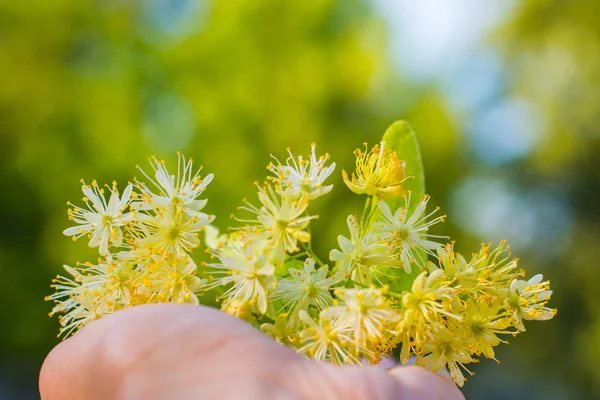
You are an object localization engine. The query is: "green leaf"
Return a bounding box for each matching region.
[381,121,427,292]
[381,121,425,212]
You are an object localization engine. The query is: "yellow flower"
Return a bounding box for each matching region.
[297,310,363,365]
[134,153,214,217]
[395,270,460,362]
[428,244,476,290]
[401,270,458,325]
[267,143,336,200]
[271,258,335,314]
[430,242,523,297]
[325,288,399,345]
[394,316,417,364]
[63,180,133,256]
[47,261,136,337]
[132,211,214,259]
[416,324,474,387]
[475,241,524,289]
[222,298,256,323]
[376,195,446,273]
[206,241,275,314]
[460,298,514,359]
[329,215,401,285]
[234,183,316,261]
[140,256,205,304]
[506,274,556,331]
[342,141,407,199]
[260,313,299,346]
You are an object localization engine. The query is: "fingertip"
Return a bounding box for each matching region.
[39,338,76,400]
[388,366,465,400]
[39,304,273,399]
[39,326,115,400]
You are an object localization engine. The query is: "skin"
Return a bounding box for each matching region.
[40,304,465,400]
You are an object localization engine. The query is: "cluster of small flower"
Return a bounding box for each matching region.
[48,154,214,337]
[48,141,556,386]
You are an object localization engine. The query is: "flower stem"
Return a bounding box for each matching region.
[347,279,369,288]
[300,242,325,267]
[361,195,380,235]
[361,197,371,222]
[287,252,307,261]
[385,290,404,300]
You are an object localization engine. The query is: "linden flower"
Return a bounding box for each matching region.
[235,184,316,257]
[342,141,407,199]
[427,245,478,290]
[401,270,458,325]
[207,242,275,314]
[48,262,135,337]
[430,243,522,296]
[297,310,362,365]
[63,180,133,256]
[268,143,336,200]
[416,324,474,387]
[134,153,214,217]
[221,298,256,323]
[141,257,205,304]
[329,215,400,285]
[204,224,225,250]
[376,195,446,273]
[260,313,299,346]
[506,274,556,331]
[395,315,419,364]
[133,210,214,258]
[272,258,336,313]
[461,299,514,359]
[476,242,523,289]
[325,288,398,344]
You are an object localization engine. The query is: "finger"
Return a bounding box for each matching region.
[303,363,464,400]
[39,326,120,399]
[39,304,206,399]
[39,304,289,399]
[39,305,145,400]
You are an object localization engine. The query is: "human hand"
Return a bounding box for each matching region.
[40,304,465,400]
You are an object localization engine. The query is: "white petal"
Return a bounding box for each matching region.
[377,200,394,221]
[528,274,543,286]
[407,199,428,226]
[63,225,91,236]
[204,225,221,249]
[82,186,105,212]
[346,216,360,244]
[329,249,345,261]
[111,228,123,247]
[107,190,120,214]
[337,235,354,253]
[189,199,208,212]
[156,169,175,195]
[119,184,133,209]
[200,173,214,189]
[88,230,103,248]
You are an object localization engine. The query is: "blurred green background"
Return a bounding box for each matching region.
[0,0,598,398]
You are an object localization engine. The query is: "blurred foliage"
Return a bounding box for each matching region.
[490,1,600,398]
[0,0,598,399]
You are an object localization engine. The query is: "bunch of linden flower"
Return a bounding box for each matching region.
[48,122,556,387]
